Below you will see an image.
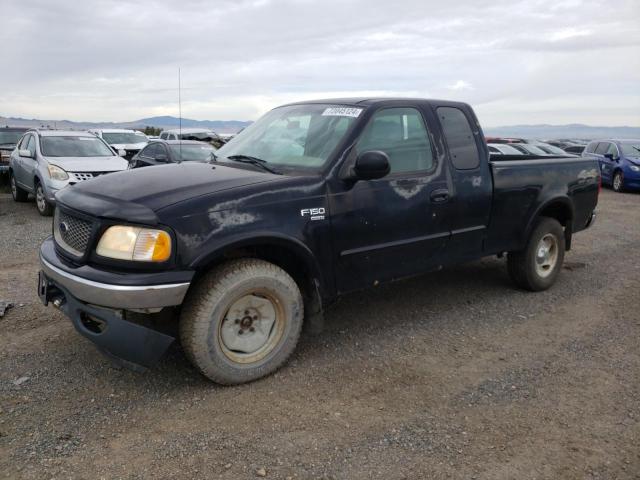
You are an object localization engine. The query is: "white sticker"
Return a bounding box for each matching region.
[322,107,363,118]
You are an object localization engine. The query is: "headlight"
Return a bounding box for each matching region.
[630,165,640,172]
[96,226,172,262]
[47,164,69,180]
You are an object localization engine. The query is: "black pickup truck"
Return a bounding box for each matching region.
[38,98,599,384]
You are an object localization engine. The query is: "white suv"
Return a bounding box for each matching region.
[89,129,148,160]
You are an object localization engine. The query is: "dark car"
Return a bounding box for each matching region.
[582,139,640,192]
[563,145,586,155]
[0,127,28,172]
[37,98,599,385]
[130,140,217,168]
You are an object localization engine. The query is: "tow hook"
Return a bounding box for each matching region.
[52,297,65,309]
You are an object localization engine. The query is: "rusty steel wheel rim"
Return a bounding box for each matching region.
[217,289,286,365]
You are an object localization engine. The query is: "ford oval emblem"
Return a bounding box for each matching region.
[59,222,69,233]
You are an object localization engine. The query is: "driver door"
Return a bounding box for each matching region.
[329,107,451,294]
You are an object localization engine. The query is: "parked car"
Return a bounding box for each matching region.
[37,98,599,384]
[0,127,28,172]
[510,143,553,156]
[9,129,129,215]
[160,128,225,148]
[487,143,524,155]
[130,140,217,168]
[562,144,586,155]
[582,139,640,192]
[529,142,575,156]
[89,129,148,160]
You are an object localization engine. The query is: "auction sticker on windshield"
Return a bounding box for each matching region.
[322,107,363,117]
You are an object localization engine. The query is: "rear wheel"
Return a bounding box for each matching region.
[612,171,624,192]
[507,217,565,291]
[35,181,53,216]
[179,258,304,385]
[10,172,28,202]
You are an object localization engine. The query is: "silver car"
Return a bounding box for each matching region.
[9,129,129,216]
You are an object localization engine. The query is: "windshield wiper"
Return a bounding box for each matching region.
[226,155,280,174]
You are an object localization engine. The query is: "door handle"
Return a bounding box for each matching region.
[430,189,449,203]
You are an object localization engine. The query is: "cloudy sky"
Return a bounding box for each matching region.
[1,0,638,126]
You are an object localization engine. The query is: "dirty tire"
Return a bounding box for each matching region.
[35,182,53,216]
[612,170,624,192]
[179,258,303,385]
[10,173,29,202]
[507,217,565,292]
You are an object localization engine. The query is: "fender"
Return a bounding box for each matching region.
[524,196,574,250]
[189,231,331,300]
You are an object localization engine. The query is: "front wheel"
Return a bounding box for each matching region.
[507,217,565,291]
[35,182,53,216]
[179,259,304,385]
[612,171,624,192]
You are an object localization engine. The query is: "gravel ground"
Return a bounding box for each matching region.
[0,189,638,480]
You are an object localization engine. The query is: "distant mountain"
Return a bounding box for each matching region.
[484,124,640,140]
[0,115,252,133]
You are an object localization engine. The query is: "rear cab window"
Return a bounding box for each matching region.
[437,107,480,170]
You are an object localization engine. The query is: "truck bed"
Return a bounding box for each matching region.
[485,154,600,254]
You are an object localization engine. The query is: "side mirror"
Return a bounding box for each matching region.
[19,149,33,158]
[118,149,127,157]
[353,150,390,180]
[155,154,168,163]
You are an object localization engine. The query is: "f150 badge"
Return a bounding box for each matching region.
[300,207,326,221]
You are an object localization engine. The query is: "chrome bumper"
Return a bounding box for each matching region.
[40,256,190,310]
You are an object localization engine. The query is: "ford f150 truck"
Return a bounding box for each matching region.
[37,98,599,384]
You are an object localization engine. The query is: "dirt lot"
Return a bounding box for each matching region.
[0,189,638,480]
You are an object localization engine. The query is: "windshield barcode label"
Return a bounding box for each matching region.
[322,107,363,118]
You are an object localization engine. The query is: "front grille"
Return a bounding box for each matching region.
[71,172,95,182]
[54,209,94,257]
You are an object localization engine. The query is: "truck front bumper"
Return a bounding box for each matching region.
[38,237,193,369]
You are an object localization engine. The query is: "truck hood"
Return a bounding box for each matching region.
[45,156,129,172]
[55,162,277,223]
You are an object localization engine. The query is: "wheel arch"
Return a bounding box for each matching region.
[526,197,574,251]
[189,233,329,316]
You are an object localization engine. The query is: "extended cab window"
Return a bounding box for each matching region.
[356,107,434,173]
[437,107,480,170]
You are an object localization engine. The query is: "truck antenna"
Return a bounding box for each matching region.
[178,67,182,159]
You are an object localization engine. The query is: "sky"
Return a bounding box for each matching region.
[1,0,639,127]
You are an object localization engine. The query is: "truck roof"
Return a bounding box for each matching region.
[282,97,472,108]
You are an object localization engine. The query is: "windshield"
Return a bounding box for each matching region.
[102,132,148,144]
[169,143,216,161]
[620,143,640,157]
[536,143,566,155]
[514,144,547,155]
[41,136,115,157]
[493,144,523,154]
[0,131,24,145]
[215,104,361,170]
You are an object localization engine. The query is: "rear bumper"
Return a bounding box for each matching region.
[584,210,596,229]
